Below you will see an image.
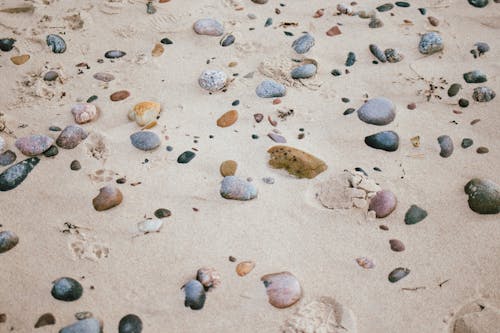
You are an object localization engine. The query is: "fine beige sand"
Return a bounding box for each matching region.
[0,0,499,332]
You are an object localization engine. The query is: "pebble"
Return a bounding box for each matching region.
[46,34,66,53]
[146,1,156,14]
[130,131,161,151]
[385,48,404,63]
[183,280,206,310]
[345,51,356,66]
[199,70,227,92]
[166,145,173,152]
[262,177,275,184]
[220,160,237,176]
[252,0,268,3]
[256,79,286,98]
[476,146,489,154]
[337,3,354,15]
[49,126,61,132]
[438,135,454,158]
[93,72,115,82]
[428,16,440,26]
[56,125,89,149]
[472,86,495,102]
[343,108,355,115]
[331,69,342,76]
[369,190,397,218]
[70,160,81,171]
[34,313,55,328]
[464,178,499,214]
[15,135,53,156]
[418,8,427,15]
[196,267,221,290]
[43,145,58,157]
[261,272,302,308]
[364,131,399,151]
[220,34,235,47]
[419,32,444,55]
[43,71,59,81]
[404,205,428,224]
[407,102,416,110]
[267,145,327,179]
[463,70,487,83]
[59,318,100,333]
[291,64,317,79]
[356,257,375,269]
[388,267,410,283]
[254,113,264,123]
[459,98,469,108]
[128,101,161,126]
[268,133,286,143]
[265,17,273,27]
[10,54,30,65]
[154,208,171,219]
[0,150,16,166]
[448,83,462,97]
[326,25,342,36]
[291,33,315,54]
[161,37,173,45]
[369,44,387,62]
[475,42,490,55]
[236,261,256,277]
[105,50,126,59]
[395,1,410,7]
[461,138,474,148]
[92,185,123,211]
[220,176,258,200]
[119,314,143,333]
[110,90,131,101]
[137,219,163,233]
[369,17,384,28]
[0,38,15,51]
[389,239,405,252]
[71,103,98,124]
[217,110,238,127]
[232,99,240,106]
[193,18,224,36]
[468,0,489,7]
[0,230,19,253]
[377,3,394,12]
[74,312,93,320]
[0,157,39,191]
[357,97,396,125]
[51,277,83,301]
[177,151,196,164]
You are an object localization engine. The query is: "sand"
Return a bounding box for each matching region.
[0,0,499,332]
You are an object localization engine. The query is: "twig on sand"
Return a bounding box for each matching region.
[401,286,426,291]
[438,279,450,287]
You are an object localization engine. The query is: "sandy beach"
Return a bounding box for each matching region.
[0,0,499,332]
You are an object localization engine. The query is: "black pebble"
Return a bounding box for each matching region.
[119,314,143,333]
[264,18,273,27]
[252,134,259,139]
[177,151,196,164]
[0,38,15,52]
[49,126,61,132]
[341,97,350,103]
[51,277,83,302]
[43,146,59,157]
[70,160,81,171]
[343,108,355,115]
[160,37,173,45]
[166,146,173,152]
[331,69,342,76]
[232,100,240,106]
[418,8,426,15]
[154,208,172,219]
[87,95,98,103]
[458,98,469,107]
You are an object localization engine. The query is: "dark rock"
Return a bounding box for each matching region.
[418,8,426,15]
[331,69,342,76]
[468,0,489,7]
[0,38,15,52]
[369,44,387,62]
[461,138,474,148]
[119,314,143,333]
[388,267,410,283]
[154,208,171,219]
[49,126,62,132]
[220,34,235,47]
[364,131,399,151]
[70,160,81,171]
[177,151,196,164]
[477,146,489,154]
[438,135,454,157]
[448,83,462,97]
[419,32,443,55]
[395,1,410,7]
[464,178,499,214]
[160,37,173,45]
[459,98,469,107]
[345,51,356,66]
[463,70,487,83]
[472,86,495,102]
[376,3,394,12]
[264,17,273,27]
[475,42,490,55]
[34,313,55,328]
[51,277,83,302]
[0,150,16,166]
[104,50,126,59]
[183,280,206,310]
[291,34,315,54]
[0,157,40,191]
[0,230,19,254]
[130,131,161,151]
[46,34,66,53]
[43,145,58,157]
[404,205,428,224]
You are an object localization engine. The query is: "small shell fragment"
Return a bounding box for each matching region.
[137,219,164,233]
[355,257,375,269]
[236,261,256,276]
[196,267,221,290]
[152,43,164,57]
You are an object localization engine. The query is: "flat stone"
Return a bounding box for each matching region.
[390,239,405,252]
[110,90,130,101]
[56,125,88,149]
[267,145,327,179]
[438,135,454,158]
[59,318,100,333]
[92,185,123,211]
[34,313,56,328]
[464,178,499,214]
[51,277,83,302]
[291,33,315,54]
[43,71,59,81]
[93,72,115,82]
[364,131,399,151]
[43,146,58,157]
[0,157,40,192]
[220,176,258,200]
[130,131,161,151]
[0,230,19,254]
[220,160,237,176]
[388,267,410,283]
[464,70,487,83]
[419,32,444,55]
[267,133,287,143]
[357,97,396,125]
[256,80,286,98]
[448,83,462,97]
[15,135,54,156]
[193,18,224,36]
[468,0,489,7]
[404,205,428,224]
[291,64,317,79]
[177,151,196,164]
[369,190,397,218]
[0,150,16,166]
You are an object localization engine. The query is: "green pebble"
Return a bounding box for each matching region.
[404,205,428,225]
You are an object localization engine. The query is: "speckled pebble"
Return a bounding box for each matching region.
[56,125,88,149]
[256,80,286,98]
[199,70,227,92]
[193,18,224,36]
[15,135,54,156]
[472,86,495,102]
[0,150,16,166]
[51,277,83,302]
[419,32,444,55]
[220,176,257,200]
[0,157,40,191]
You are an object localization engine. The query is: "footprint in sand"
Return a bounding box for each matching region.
[448,299,500,333]
[88,169,118,183]
[282,297,357,333]
[86,133,108,160]
[69,234,110,261]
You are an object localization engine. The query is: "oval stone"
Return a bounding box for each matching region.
[369,190,397,218]
[463,70,487,83]
[388,267,410,283]
[105,50,126,59]
[177,151,196,164]
[93,72,115,82]
[15,135,54,156]
[256,80,286,98]
[220,176,258,200]
[291,33,315,54]
[51,277,83,301]
[0,157,40,191]
[216,110,238,127]
[438,135,454,158]
[199,70,227,92]
[468,0,489,7]
[220,160,237,176]
[0,150,16,166]
[389,239,405,252]
[261,272,302,308]
[193,18,224,36]
[56,125,88,149]
[291,64,317,79]
[357,97,396,125]
[448,83,462,97]
[472,87,495,102]
[419,32,443,55]
[0,38,15,52]
[130,131,160,151]
[92,186,123,211]
[60,318,100,333]
[183,280,206,310]
[119,314,143,333]
[0,230,19,254]
[110,90,130,101]
[364,131,399,151]
[464,178,499,214]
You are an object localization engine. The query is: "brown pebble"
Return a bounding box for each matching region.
[92,186,123,211]
[116,177,126,184]
[389,239,405,252]
[220,160,238,176]
[228,61,238,67]
[110,90,130,102]
[471,119,481,125]
[427,16,439,26]
[34,313,56,328]
[453,110,463,114]
[254,113,264,123]
[476,147,489,154]
[326,26,342,36]
[379,225,389,231]
[0,313,6,323]
[407,102,416,110]
[268,116,277,127]
[152,43,164,57]
[229,256,237,262]
[236,261,256,277]
[10,54,30,65]
[273,98,281,105]
[216,110,238,128]
[313,8,324,18]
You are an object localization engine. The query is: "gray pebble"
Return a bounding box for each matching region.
[0,150,16,166]
[437,135,454,157]
[43,71,59,81]
[193,18,224,36]
[59,318,100,333]
[0,157,40,192]
[345,52,356,66]
[364,131,399,151]
[183,280,206,310]
[388,267,410,283]
[256,79,286,98]
[291,64,317,79]
[130,131,161,151]
[369,44,387,62]
[291,33,315,54]
[464,178,499,214]
[357,97,396,125]
[468,0,489,7]
[404,205,428,224]
[262,177,275,184]
[104,50,126,59]
[51,277,83,302]
[198,70,227,92]
[384,48,403,63]
[46,34,66,53]
[448,83,462,97]
[220,176,258,200]
[369,17,384,28]
[419,32,443,55]
[461,138,474,148]
[220,34,235,47]
[0,230,19,254]
[472,86,495,102]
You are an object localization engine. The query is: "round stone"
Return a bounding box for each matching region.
[183,280,206,310]
[357,97,396,125]
[130,131,161,151]
[389,239,405,252]
[193,18,224,36]
[70,160,81,171]
[198,70,227,92]
[51,277,83,301]
[0,38,15,52]
[119,314,143,333]
[291,64,317,79]
[220,176,258,200]
[43,71,59,81]
[154,208,172,219]
[220,160,237,176]
[461,138,474,148]
[15,135,54,156]
[0,230,19,254]
[369,190,397,218]
[261,272,302,308]
[464,178,499,214]
[71,103,97,124]
[419,32,444,55]
[56,125,88,149]
[256,79,286,98]
[291,33,315,54]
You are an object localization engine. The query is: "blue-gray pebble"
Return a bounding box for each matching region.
[357,97,396,125]
[291,64,317,79]
[51,277,83,302]
[419,32,443,55]
[183,280,206,310]
[291,33,315,54]
[0,157,39,192]
[256,80,286,98]
[364,131,399,151]
[130,131,161,151]
[220,176,258,200]
[59,318,100,333]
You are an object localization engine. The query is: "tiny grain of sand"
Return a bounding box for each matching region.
[0,0,499,332]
